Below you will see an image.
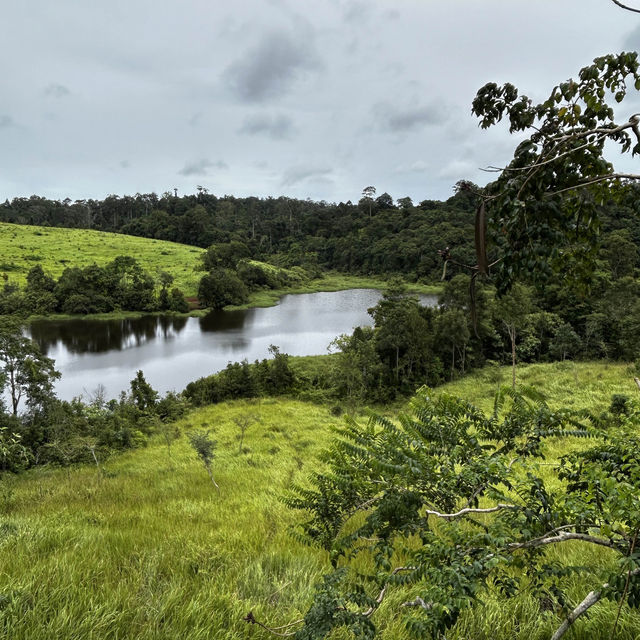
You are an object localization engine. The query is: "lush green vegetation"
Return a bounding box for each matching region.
[0,362,637,640]
[0,260,190,316]
[0,222,441,318]
[0,222,204,297]
[1,39,640,639]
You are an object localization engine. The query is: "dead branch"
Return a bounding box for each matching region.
[634,377,640,392]
[401,597,433,610]
[424,504,518,519]
[551,567,640,640]
[362,566,417,616]
[245,566,417,635]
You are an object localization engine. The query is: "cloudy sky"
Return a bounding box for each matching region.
[1,0,639,204]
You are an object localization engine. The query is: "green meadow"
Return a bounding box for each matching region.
[1,361,639,639]
[0,222,204,298]
[0,223,440,314]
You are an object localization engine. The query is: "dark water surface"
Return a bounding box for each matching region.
[27,289,437,401]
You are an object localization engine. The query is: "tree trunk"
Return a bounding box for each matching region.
[510,326,516,388]
[9,367,19,416]
[451,344,455,381]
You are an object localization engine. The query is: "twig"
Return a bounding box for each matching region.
[612,529,639,637]
[610,0,640,13]
[547,173,640,196]
[243,611,303,637]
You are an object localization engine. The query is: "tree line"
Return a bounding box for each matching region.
[0,257,189,316]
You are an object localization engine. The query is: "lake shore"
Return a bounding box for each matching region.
[25,274,442,322]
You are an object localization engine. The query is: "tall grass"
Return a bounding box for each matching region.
[0,362,639,638]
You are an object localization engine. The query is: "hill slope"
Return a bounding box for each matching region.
[0,222,204,297]
[0,362,638,639]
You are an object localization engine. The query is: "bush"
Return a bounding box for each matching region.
[198,268,248,309]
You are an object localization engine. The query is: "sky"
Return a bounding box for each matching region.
[1,0,639,205]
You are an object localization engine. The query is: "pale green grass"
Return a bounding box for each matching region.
[0,222,204,297]
[440,360,637,414]
[0,398,339,640]
[0,363,639,639]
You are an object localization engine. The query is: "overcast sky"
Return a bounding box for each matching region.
[1,0,638,205]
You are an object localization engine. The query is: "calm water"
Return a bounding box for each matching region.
[27,289,437,401]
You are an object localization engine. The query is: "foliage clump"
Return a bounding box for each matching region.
[277,387,640,639]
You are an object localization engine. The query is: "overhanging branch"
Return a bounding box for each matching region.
[547,173,640,196]
[610,0,640,13]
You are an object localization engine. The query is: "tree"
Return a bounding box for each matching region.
[368,281,436,390]
[0,319,60,416]
[361,186,376,218]
[188,429,219,491]
[493,283,533,387]
[329,327,383,402]
[198,268,248,309]
[602,229,638,279]
[258,388,640,640]
[233,412,259,455]
[129,370,158,411]
[24,264,57,314]
[550,322,583,361]
[200,241,250,271]
[436,307,470,379]
[454,52,640,295]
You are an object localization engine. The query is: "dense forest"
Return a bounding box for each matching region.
[1,182,638,282]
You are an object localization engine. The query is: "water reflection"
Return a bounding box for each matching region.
[29,315,189,354]
[25,290,438,401]
[199,308,253,332]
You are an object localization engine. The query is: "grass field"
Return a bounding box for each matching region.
[0,222,204,297]
[0,223,441,313]
[1,361,639,639]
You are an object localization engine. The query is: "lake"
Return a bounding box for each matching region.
[27,289,438,401]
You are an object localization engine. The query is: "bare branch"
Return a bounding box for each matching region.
[425,504,519,519]
[482,132,611,174]
[548,173,640,196]
[362,566,416,617]
[509,531,618,552]
[551,567,640,640]
[610,0,640,13]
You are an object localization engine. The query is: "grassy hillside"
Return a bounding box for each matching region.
[0,222,204,297]
[0,362,639,639]
[0,223,440,310]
